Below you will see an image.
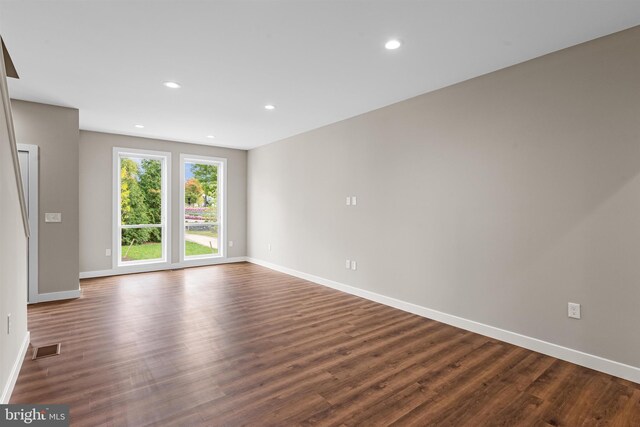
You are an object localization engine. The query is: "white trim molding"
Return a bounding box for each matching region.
[80,257,247,279]
[17,144,39,303]
[1,331,30,404]
[246,257,640,385]
[35,289,81,303]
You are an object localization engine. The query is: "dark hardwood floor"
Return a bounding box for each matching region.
[11,262,640,426]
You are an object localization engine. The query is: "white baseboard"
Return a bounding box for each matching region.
[80,256,248,279]
[34,289,82,303]
[1,331,30,404]
[246,257,640,385]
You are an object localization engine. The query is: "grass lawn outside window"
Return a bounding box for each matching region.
[122,241,217,262]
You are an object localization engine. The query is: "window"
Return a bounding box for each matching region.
[180,154,225,261]
[113,148,170,267]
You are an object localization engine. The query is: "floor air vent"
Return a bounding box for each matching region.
[32,343,61,360]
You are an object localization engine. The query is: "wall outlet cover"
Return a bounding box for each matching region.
[568,302,581,319]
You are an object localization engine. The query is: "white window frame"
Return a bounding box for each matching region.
[179,154,227,263]
[113,147,171,269]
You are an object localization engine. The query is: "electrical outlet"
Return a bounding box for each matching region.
[346,196,351,206]
[7,314,11,335]
[345,259,351,269]
[105,248,111,256]
[351,260,357,271]
[351,196,357,206]
[568,302,581,319]
[229,240,234,247]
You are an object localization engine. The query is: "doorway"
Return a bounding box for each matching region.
[17,144,38,303]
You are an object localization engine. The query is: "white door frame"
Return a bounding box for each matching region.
[17,144,39,303]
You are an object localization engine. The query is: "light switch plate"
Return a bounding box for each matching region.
[351,260,357,271]
[346,196,351,206]
[351,196,357,206]
[45,212,62,223]
[105,249,111,256]
[345,259,351,269]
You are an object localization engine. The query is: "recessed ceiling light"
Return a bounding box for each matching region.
[385,39,402,50]
[163,81,181,89]
[134,124,145,128]
[264,104,275,110]
[206,135,215,139]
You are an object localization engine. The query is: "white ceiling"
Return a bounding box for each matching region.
[1,1,640,150]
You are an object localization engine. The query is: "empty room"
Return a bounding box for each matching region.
[1,1,640,425]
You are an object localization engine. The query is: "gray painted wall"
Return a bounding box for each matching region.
[79,131,247,272]
[11,100,80,295]
[248,27,640,368]
[0,49,28,402]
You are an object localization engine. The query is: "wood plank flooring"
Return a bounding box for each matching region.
[10,262,640,426]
